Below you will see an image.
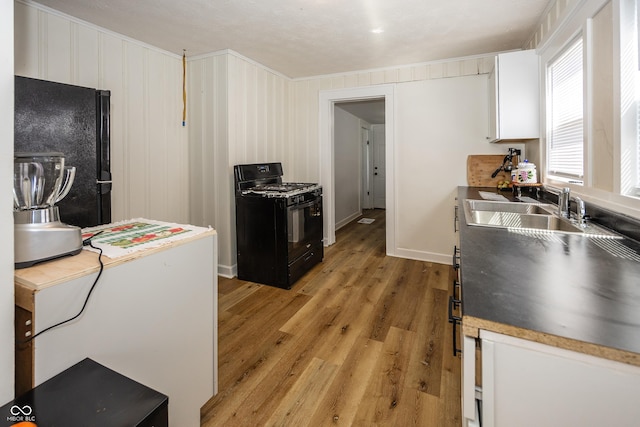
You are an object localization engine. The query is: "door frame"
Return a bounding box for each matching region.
[361,126,373,210]
[319,84,396,255]
[371,123,386,209]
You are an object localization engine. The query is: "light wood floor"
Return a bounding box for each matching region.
[202,209,461,426]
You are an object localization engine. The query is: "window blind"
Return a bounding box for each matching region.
[548,38,584,180]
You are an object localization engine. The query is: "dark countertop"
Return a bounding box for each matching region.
[458,186,640,365]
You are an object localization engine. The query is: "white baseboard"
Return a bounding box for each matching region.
[335,210,363,230]
[390,247,452,265]
[218,263,236,279]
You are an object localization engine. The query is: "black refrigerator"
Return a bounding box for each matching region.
[14,76,112,228]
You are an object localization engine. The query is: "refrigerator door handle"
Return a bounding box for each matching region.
[98,171,112,194]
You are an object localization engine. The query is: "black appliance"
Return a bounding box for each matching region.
[1,358,168,427]
[14,76,112,228]
[234,162,323,289]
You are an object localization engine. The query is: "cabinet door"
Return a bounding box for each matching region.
[481,331,640,427]
[487,62,498,142]
[489,50,540,142]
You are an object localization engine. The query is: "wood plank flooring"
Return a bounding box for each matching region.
[202,209,461,426]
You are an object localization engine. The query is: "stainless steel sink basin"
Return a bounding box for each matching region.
[464,199,555,215]
[463,199,621,238]
[467,211,584,232]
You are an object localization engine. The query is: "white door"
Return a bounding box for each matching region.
[361,127,373,209]
[372,124,386,209]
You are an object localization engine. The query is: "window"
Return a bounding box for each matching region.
[636,0,640,193]
[621,0,640,197]
[635,3,640,195]
[547,37,584,182]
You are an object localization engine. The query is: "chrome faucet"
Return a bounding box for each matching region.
[571,196,587,225]
[558,187,570,218]
[545,186,588,223]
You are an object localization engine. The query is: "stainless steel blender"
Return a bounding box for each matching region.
[14,152,83,268]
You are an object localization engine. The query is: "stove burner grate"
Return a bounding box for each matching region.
[242,182,321,198]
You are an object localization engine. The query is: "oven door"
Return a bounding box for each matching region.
[287,195,323,262]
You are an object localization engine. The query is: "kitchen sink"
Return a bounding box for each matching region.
[467,211,584,232]
[463,199,621,238]
[465,199,555,215]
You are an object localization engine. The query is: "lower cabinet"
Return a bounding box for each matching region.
[461,335,481,427]
[463,330,640,427]
[14,233,218,427]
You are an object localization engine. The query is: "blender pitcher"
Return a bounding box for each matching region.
[14,152,76,211]
[14,152,83,268]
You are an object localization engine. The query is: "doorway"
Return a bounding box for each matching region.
[334,99,386,217]
[319,84,396,256]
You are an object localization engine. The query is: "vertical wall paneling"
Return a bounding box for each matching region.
[187,51,292,274]
[344,74,359,88]
[398,67,413,82]
[384,69,399,83]
[44,13,72,82]
[357,72,372,87]
[14,2,39,76]
[147,51,166,218]
[256,67,266,160]
[15,2,189,225]
[412,65,427,81]
[187,60,203,226]
[590,1,614,192]
[125,43,147,218]
[371,70,385,85]
[100,33,125,220]
[76,24,99,88]
[215,56,233,275]
[429,63,445,79]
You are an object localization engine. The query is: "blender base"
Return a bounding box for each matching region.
[14,211,83,269]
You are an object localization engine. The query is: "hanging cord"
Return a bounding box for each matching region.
[182,49,187,126]
[17,233,104,344]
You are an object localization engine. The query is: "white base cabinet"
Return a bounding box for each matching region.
[479,331,640,427]
[16,231,218,427]
[462,335,481,427]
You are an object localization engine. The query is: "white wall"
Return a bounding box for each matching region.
[14,0,189,225]
[334,106,365,229]
[395,76,499,261]
[1,0,15,404]
[296,58,518,263]
[187,51,291,276]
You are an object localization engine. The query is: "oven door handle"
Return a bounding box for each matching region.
[291,200,319,210]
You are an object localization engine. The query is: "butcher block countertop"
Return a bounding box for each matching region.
[15,224,216,295]
[458,187,640,367]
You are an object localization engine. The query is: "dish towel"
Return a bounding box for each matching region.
[81,218,212,258]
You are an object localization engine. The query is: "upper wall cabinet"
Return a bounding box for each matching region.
[488,50,540,142]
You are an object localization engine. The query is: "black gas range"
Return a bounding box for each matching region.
[234,163,323,289]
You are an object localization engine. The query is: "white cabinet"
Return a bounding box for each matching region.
[462,335,481,427]
[15,230,218,427]
[488,50,540,142]
[479,331,640,427]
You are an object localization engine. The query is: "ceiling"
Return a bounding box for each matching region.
[32,0,552,79]
[336,100,385,125]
